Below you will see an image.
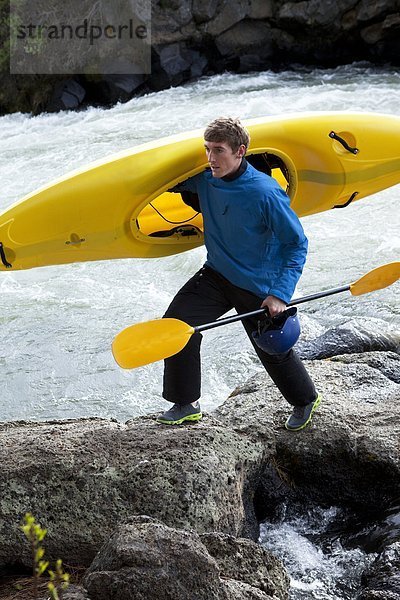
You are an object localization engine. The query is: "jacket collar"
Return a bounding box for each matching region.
[222,158,248,182]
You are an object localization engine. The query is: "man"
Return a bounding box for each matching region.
[158,117,320,431]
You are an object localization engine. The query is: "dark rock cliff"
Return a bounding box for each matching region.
[1,0,399,115]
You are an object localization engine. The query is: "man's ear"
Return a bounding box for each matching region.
[237,144,246,158]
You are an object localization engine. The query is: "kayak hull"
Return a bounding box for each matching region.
[1,112,400,271]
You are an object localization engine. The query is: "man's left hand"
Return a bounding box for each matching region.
[261,295,286,317]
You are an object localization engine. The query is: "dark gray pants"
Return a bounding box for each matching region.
[163,266,317,407]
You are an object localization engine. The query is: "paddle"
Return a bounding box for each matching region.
[112,262,400,369]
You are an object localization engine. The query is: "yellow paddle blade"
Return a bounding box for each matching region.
[350,262,400,296]
[112,318,195,369]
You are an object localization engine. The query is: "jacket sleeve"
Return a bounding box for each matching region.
[168,175,199,195]
[180,191,201,212]
[168,176,201,212]
[263,188,308,303]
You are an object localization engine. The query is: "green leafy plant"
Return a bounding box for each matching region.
[48,559,70,600]
[20,513,70,600]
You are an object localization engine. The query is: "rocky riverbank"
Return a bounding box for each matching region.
[1,0,400,115]
[0,321,399,599]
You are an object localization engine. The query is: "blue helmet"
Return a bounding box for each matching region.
[252,307,300,355]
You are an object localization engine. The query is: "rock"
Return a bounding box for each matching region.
[382,13,400,37]
[278,0,359,29]
[223,580,276,599]
[192,0,220,24]
[158,44,190,78]
[84,73,144,107]
[46,79,86,112]
[247,0,273,20]
[188,50,209,78]
[2,0,400,115]
[361,23,384,44]
[0,415,266,568]
[1,345,399,591]
[214,18,292,70]
[83,518,289,600]
[83,516,228,600]
[378,13,400,59]
[150,42,195,88]
[278,1,311,27]
[151,10,183,45]
[358,542,400,599]
[215,355,400,511]
[200,532,289,598]
[330,351,400,383]
[238,53,274,71]
[204,1,250,37]
[296,318,400,360]
[157,42,192,76]
[357,0,400,22]
[0,73,67,116]
[154,0,193,28]
[341,8,358,30]
[215,20,275,59]
[62,585,91,600]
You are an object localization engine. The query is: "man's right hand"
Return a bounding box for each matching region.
[261,295,286,317]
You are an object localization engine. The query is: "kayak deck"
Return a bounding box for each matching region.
[1,112,400,271]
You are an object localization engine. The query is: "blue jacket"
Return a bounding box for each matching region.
[176,161,308,303]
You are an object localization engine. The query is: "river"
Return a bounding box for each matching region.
[1,62,399,599]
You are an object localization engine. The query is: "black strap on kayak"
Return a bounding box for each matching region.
[149,202,199,225]
[329,131,359,154]
[334,191,358,209]
[0,242,12,268]
[149,225,201,238]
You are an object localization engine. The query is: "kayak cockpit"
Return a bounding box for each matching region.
[135,193,203,238]
[135,152,291,243]
[132,151,293,248]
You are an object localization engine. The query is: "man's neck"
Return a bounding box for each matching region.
[222,158,248,182]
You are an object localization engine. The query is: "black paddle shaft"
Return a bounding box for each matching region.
[194,284,350,333]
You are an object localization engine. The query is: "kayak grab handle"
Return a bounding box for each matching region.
[329,131,359,154]
[334,191,358,209]
[0,242,12,268]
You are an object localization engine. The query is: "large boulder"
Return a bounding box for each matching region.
[192,0,220,24]
[83,516,228,600]
[296,319,400,360]
[330,351,400,383]
[0,415,266,569]
[215,353,400,513]
[2,350,398,571]
[200,531,289,598]
[46,79,86,112]
[203,1,250,37]
[82,517,289,600]
[150,42,202,89]
[356,0,400,22]
[277,0,359,29]
[215,20,275,59]
[1,346,399,595]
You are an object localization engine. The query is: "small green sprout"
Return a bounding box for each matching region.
[20,513,70,599]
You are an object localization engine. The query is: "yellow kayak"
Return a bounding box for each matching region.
[1,111,400,271]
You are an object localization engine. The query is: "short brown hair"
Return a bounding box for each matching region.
[204,117,250,152]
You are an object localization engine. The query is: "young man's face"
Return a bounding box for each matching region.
[204,140,246,178]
